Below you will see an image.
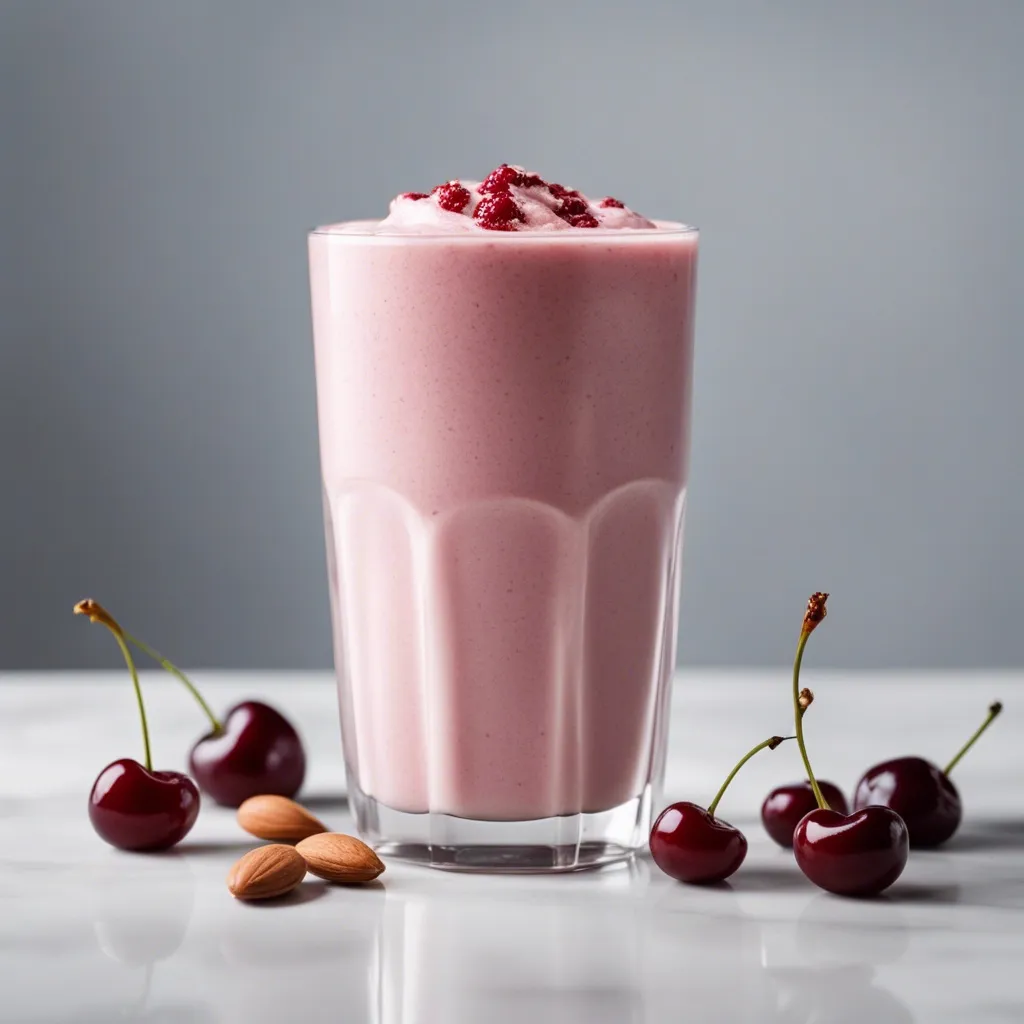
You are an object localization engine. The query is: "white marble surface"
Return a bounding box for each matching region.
[1,670,1022,1023]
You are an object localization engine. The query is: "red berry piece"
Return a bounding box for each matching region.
[433,181,471,213]
[474,192,525,231]
[599,197,625,208]
[557,196,588,218]
[567,213,599,228]
[479,164,524,194]
[399,192,429,201]
[547,182,581,199]
[650,735,791,884]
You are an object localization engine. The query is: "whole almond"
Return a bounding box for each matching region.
[295,833,385,884]
[237,794,327,842]
[227,844,307,900]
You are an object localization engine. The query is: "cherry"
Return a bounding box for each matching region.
[433,181,471,213]
[853,702,1003,848]
[90,759,200,852]
[598,197,625,208]
[473,192,525,231]
[788,593,909,897]
[651,734,791,884]
[794,806,909,898]
[478,164,523,194]
[75,601,200,851]
[761,779,849,848]
[189,701,306,807]
[75,600,306,808]
[650,803,747,884]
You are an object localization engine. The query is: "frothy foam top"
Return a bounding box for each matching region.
[373,165,658,234]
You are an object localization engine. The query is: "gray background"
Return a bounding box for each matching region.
[2,1,1022,671]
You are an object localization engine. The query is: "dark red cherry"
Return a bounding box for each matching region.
[853,757,961,848]
[74,600,201,853]
[761,779,849,847]
[651,734,789,884]
[189,701,306,808]
[89,759,200,852]
[794,806,909,897]
[851,702,1002,849]
[650,801,747,884]
[785,593,907,896]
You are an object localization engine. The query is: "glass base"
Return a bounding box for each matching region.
[351,783,653,873]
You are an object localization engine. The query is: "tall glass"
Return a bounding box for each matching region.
[309,221,698,871]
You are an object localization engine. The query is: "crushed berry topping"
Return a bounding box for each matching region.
[385,170,649,231]
[433,181,471,213]
[556,196,589,218]
[473,192,526,231]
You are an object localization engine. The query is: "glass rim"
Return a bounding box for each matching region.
[309,219,698,243]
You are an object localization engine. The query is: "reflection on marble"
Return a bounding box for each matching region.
[1,672,1024,1022]
[93,856,196,966]
[380,864,652,1024]
[761,896,912,1023]
[215,881,386,1022]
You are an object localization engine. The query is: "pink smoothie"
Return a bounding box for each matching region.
[309,169,697,824]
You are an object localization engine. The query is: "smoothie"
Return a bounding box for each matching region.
[309,166,698,868]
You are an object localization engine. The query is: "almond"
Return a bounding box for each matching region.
[227,844,307,900]
[295,832,385,884]
[236,795,327,842]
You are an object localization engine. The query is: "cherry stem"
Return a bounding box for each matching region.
[707,735,793,817]
[120,631,223,734]
[943,701,1003,776]
[793,618,829,811]
[74,602,152,771]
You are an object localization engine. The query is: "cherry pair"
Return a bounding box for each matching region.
[76,600,307,851]
[763,700,1002,849]
[652,594,910,897]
